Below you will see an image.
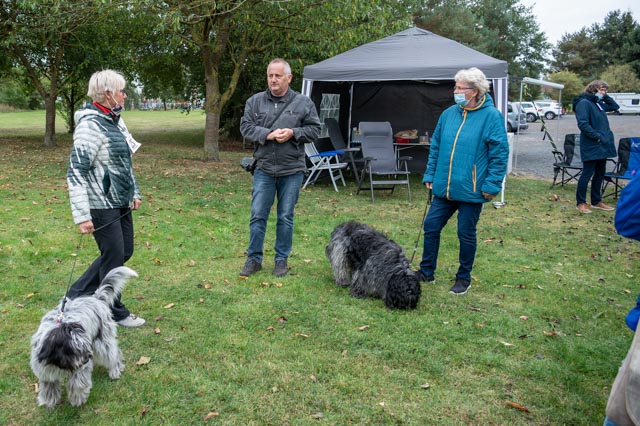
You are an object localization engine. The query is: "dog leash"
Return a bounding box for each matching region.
[409,191,431,265]
[59,209,132,316]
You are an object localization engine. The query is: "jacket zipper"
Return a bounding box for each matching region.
[447,110,467,199]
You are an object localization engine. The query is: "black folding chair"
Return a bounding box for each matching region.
[551,134,583,188]
[602,137,640,198]
[325,118,361,184]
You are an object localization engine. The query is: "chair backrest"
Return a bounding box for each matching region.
[563,134,581,165]
[325,118,347,151]
[624,137,640,178]
[359,121,396,173]
[304,143,323,165]
[615,138,632,176]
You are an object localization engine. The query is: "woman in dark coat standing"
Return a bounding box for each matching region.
[572,80,619,214]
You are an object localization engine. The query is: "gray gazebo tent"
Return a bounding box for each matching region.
[302,27,509,169]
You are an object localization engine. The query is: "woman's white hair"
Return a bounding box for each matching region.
[454,67,490,98]
[87,70,126,103]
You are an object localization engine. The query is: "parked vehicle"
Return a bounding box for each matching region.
[608,93,640,115]
[507,102,528,133]
[534,101,563,120]
[514,101,539,122]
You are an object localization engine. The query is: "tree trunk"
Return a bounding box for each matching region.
[203,107,221,161]
[43,95,57,147]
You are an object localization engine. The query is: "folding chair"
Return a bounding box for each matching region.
[357,121,411,203]
[302,142,348,192]
[602,137,640,198]
[551,134,582,187]
[324,118,361,184]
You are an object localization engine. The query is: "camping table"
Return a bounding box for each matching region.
[393,142,430,171]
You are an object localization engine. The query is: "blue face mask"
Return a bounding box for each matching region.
[454,93,469,107]
[595,92,604,100]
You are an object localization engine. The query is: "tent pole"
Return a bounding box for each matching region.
[347,82,354,145]
[515,80,524,172]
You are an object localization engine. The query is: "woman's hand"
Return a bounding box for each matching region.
[132,198,142,210]
[79,221,94,234]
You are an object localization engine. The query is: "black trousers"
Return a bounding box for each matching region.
[66,208,134,321]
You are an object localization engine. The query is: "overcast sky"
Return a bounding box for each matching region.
[520,0,640,45]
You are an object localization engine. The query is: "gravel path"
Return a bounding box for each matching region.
[509,115,638,180]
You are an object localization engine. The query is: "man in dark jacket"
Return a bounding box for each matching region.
[239,58,321,277]
[572,80,619,214]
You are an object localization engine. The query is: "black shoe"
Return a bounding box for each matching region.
[240,258,262,277]
[415,270,435,283]
[274,259,288,278]
[449,279,471,295]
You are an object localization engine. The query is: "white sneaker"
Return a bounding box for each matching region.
[117,314,145,327]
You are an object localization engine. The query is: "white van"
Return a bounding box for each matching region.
[608,93,640,115]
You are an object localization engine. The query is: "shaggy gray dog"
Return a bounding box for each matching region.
[326,221,421,309]
[30,266,138,409]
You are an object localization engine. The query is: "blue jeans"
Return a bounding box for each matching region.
[419,196,483,282]
[577,159,607,205]
[247,169,304,263]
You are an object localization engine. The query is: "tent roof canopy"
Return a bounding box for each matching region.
[303,27,508,82]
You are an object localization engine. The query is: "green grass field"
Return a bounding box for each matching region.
[1,110,638,425]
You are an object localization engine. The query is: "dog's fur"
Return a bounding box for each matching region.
[325,221,421,309]
[30,266,138,409]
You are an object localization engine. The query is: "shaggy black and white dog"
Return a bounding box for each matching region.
[30,266,138,409]
[325,221,421,309]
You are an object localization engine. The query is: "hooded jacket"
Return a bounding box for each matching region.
[67,104,141,224]
[572,93,619,161]
[422,93,509,203]
[240,88,321,177]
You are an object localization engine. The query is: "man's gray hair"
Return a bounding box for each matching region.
[454,67,490,98]
[268,58,292,76]
[87,70,126,103]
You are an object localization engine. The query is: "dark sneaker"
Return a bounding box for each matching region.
[274,259,288,278]
[240,258,262,277]
[415,270,435,283]
[449,279,471,295]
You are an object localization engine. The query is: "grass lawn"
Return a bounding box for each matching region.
[1,110,638,425]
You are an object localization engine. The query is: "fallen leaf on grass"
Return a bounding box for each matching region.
[310,412,324,419]
[295,333,310,338]
[519,316,529,321]
[265,326,275,331]
[135,356,151,366]
[278,316,287,323]
[164,303,175,309]
[505,400,530,412]
[204,412,219,421]
[500,341,514,346]
[187,259,196,267]
[421,383,431,389]
[358,325,370,331]
[140,406,148,417]
[154,328,161,334]
[543,330,565,337]
[303,259,313,263]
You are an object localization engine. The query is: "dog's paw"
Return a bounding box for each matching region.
[68,390,90,407]
[110,361,125,380]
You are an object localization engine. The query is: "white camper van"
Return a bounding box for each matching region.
[608,93,640,115]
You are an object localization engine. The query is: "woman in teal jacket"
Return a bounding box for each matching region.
[416,67,509,295]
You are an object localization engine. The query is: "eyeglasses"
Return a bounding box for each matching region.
[598,87,608,92]
[454,86,475,91]
[119,89,127,95]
